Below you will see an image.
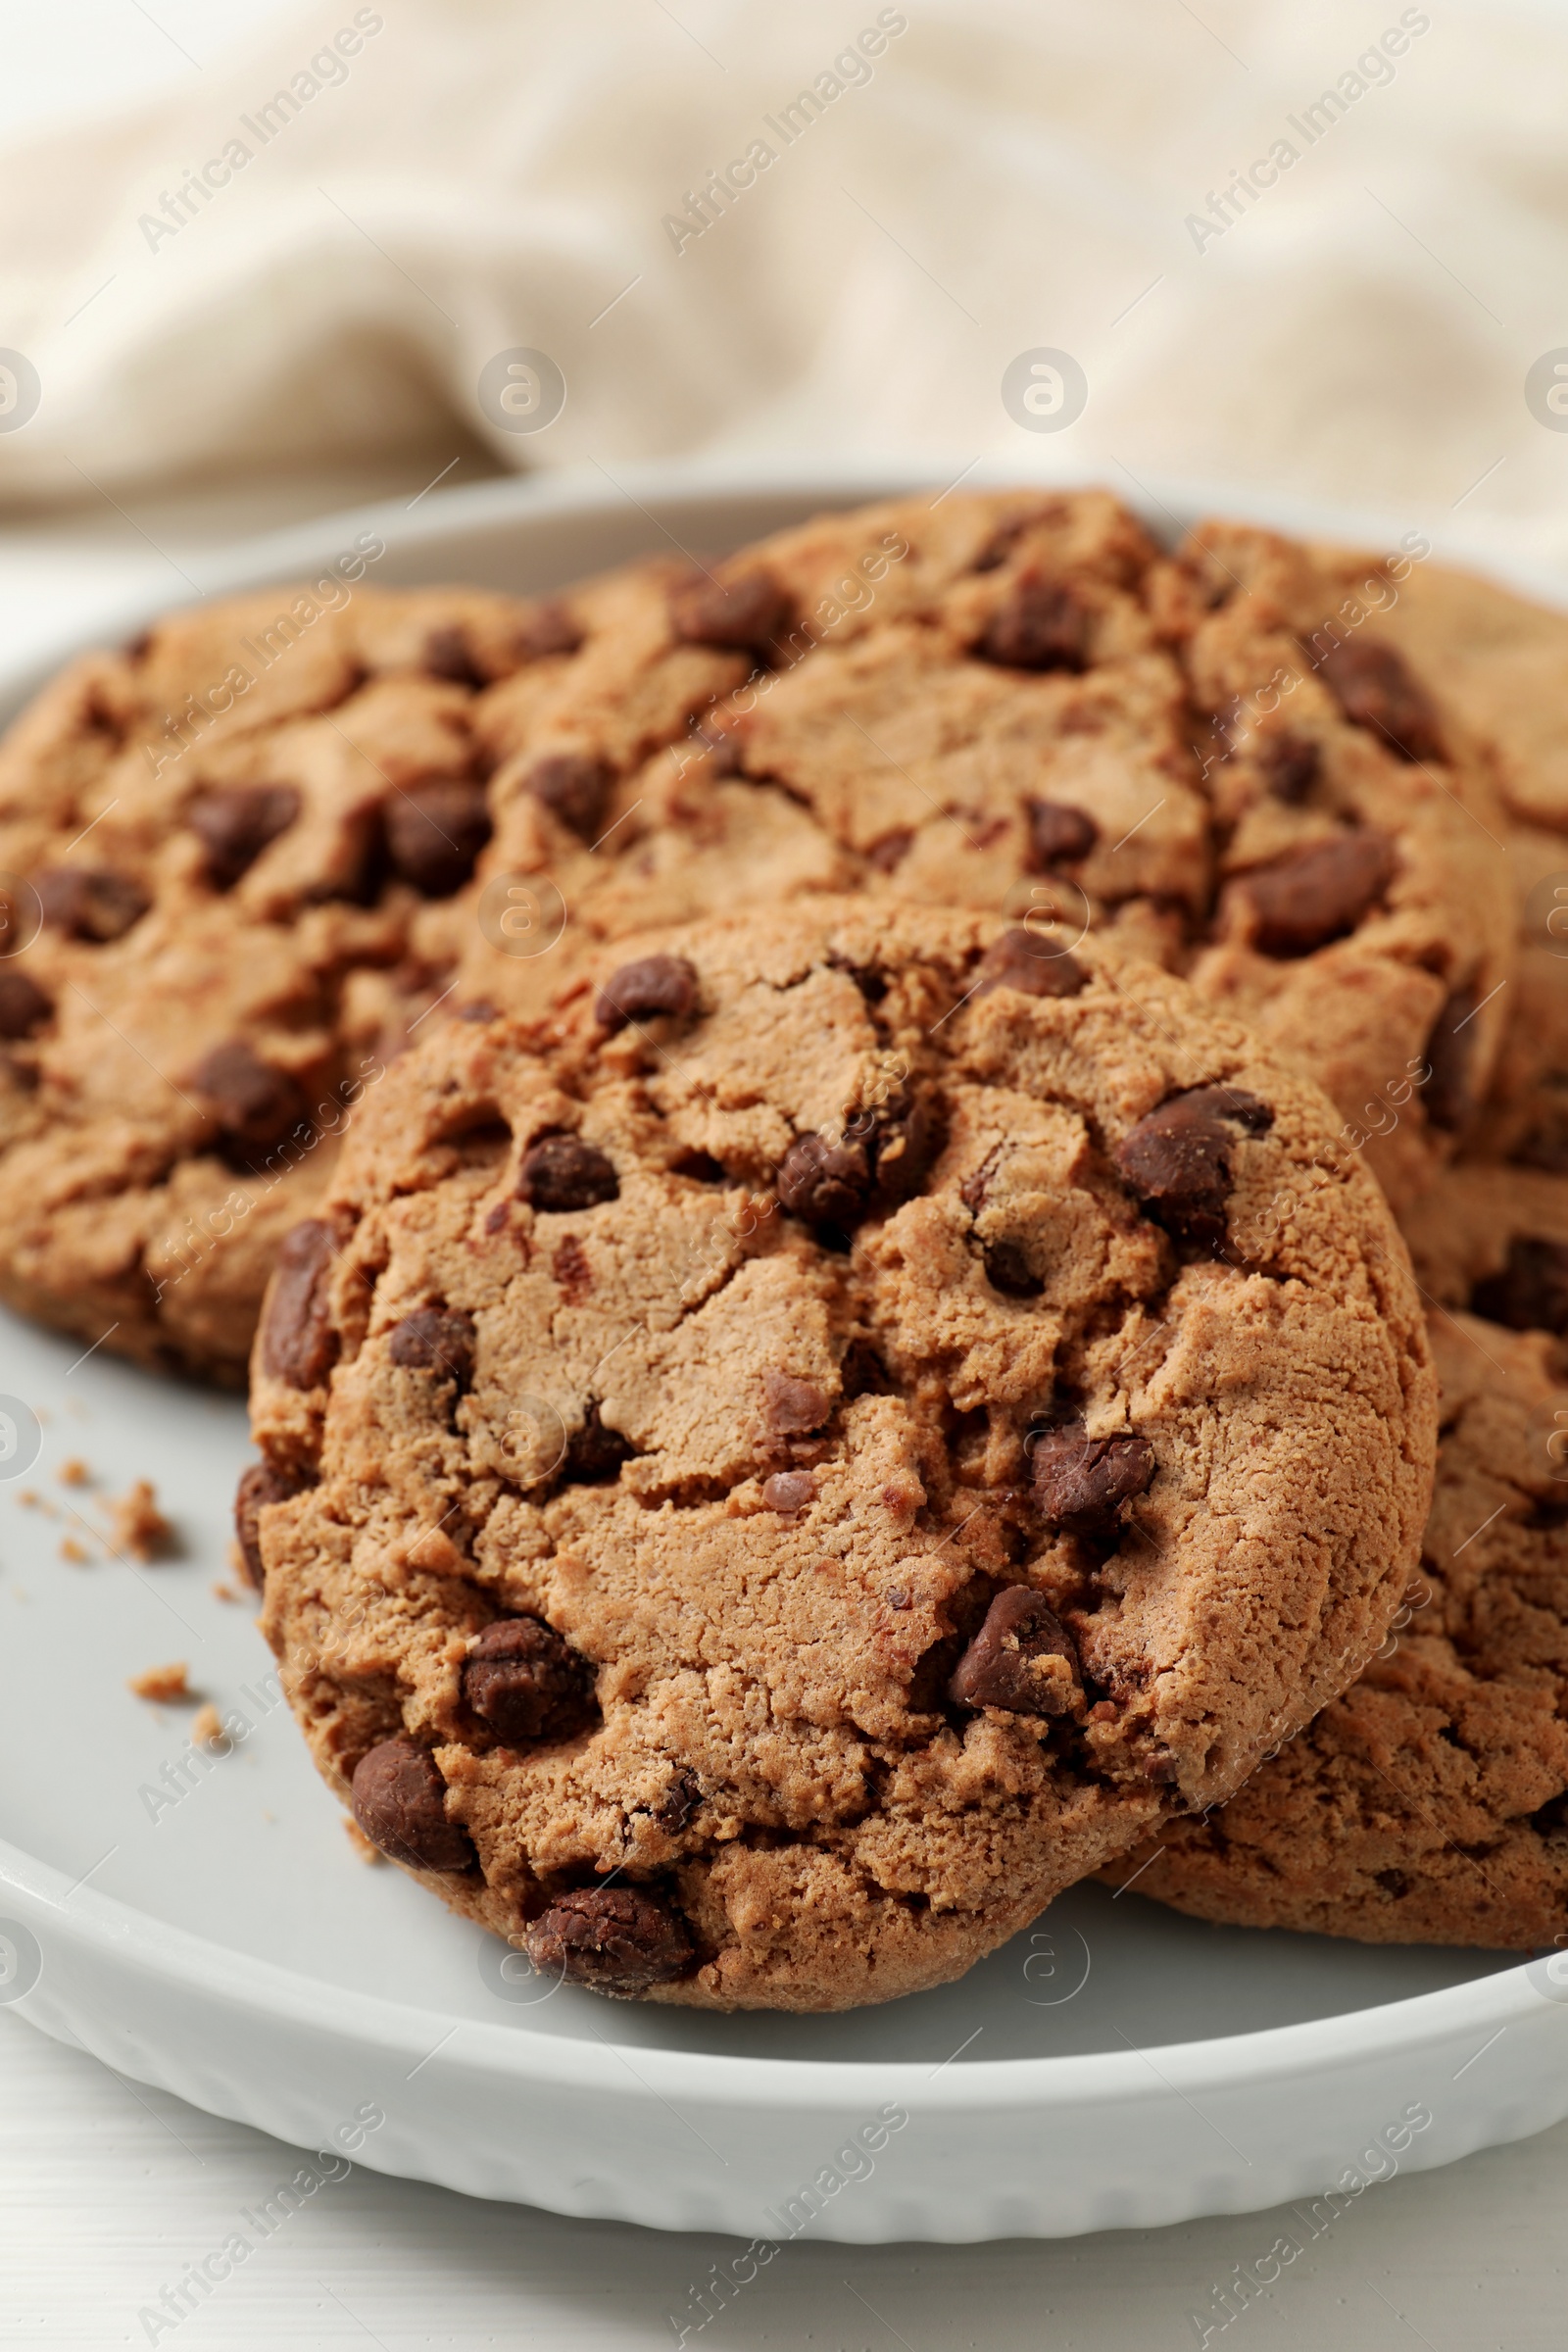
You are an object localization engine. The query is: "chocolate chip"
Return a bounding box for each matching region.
[261,1218,340,1390]
[232,1457,315,1590]
[668,568,791,656]
[522,751,613,843]
[763,1370,829,1436]
[524,1885,694,1996]
[1031,1426,1155,1534]
[595,954,698,1033]
[421,625,488,690]
[982,1240,1043,1298]
[0,970,52,1041]
[865,830,913,873]
[1423,986,1478,1133]
[776,1131,872,1228]
[870,1094,942,1206]
[762,1470,816,1511]
[513,602,585,662]
[351,1738,474,1872]
[551,1235,593,1303]
[1260,734,1321,805]
[564,1401,633,1482]
[462,1616,597,1744]
[1471,1238,1568,1337]
[385,780,492,897]
[948,1587,1083,1715]
[186,785,301,889]
[974,576,1092,672]
[389,1306,477,1388]
[1234,831,1396,958]
[1115,1085,1274,1249]
[1026,799,1099,867]
[191,1041,309,1162]
[516,1134,618,1212]
[35,865,150,943]
[653,1767,702,1832]
[972,927,1086,1001]
[1316,639,1444,761]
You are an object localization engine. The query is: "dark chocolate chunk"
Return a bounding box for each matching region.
[1423,986,1478,1134]
[972,926,1086,1000]
[974,576,1092,672]
[1115,1085,1274,1249]
[1471,1237,1568,1337]
[564,1400,633,1482]
[1259,734,1321,806]
[762,1470,816,1512]
[421,625,488,690]
[385,779,492,897]
[948,1586,1083,1715]
[516,1133,618,1212]
[1235,831,1396,957]
[982,1240,1043,1298]
[595,953,698,1033]
[351,1738,474,1872]
[388,1306,477,1388]
[512,602,585,662]
[260,1218,340,1390]
[762,1370,829,1436]
[0,970,53,1040]
[523,1885,694,1995]
[652,1767,702,1832]
[865,829,913,873]
[1316,638,1444,761]
[186,784,301,889]
[191,1041,310,1162]
[1031,1426,1156,1534]
[668,567,791,656]
[522,751,613,843]
[777,1130,872,1228]
[869,1093,941,1206]
[35,865,150,942]
[232,1456,316,1590]
[1026,799,1099,867]
[462,1616,597,1744]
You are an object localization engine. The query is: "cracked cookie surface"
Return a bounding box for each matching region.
[441,489,1514,1211]
[1104,1312,1568,1948]
[247,899,1435,2010]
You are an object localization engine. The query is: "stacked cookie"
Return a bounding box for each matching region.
[0,488,1559,2006]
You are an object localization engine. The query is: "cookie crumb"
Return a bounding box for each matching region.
[57,1457,89,1487]
[344,1818,385,1865]
[128,1661,189,1702]
[192,1703,226,1750]
[211,1579,241,1604]
[108,1479,173,1561]
[16,1489,38,1507]
[58,1536,90,1564]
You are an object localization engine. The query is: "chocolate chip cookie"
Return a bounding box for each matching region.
[1104,1311,1568,1948]
[246,899,1436,2010]
[0,566,758,1381]
[1399,1162,1568,1344]
[1344,555,1568,1171]
[444,489,1514,1209]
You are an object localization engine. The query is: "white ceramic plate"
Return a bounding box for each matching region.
[2,461,1566,2243]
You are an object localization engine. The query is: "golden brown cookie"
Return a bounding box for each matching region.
[442,493,1512,1210]
[0,566,732,1381]
[1102,1312,1568,1949]
[245,899,1436,2011]
[1399,1162,1568,1343]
